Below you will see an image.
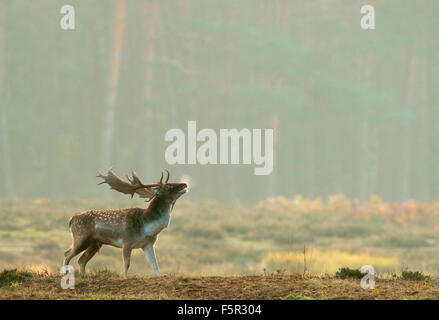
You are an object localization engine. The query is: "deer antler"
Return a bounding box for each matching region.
[157,169,170,185]
[97,168,159,200]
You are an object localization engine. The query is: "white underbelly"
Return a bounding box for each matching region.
[110,238,124,248]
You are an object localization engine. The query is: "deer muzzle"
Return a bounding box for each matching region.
[177,183,188,193]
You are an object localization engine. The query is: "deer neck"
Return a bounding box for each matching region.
[138,195,175,237]
[143,195,175,220]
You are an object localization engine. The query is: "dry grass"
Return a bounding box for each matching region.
[1,196,439,276]
[0,270,438,300]
[263,250,401,274]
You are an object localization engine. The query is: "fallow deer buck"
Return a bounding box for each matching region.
[63,169,188,276]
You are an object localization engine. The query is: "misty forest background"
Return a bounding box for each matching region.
[2,0,439,277]
[0,0,439,205]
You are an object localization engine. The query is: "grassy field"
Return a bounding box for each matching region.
[0,195,438,299]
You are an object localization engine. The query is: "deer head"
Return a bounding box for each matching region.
[96,168,188,202]
[152,169,188,202]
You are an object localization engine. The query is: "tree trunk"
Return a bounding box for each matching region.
[156,2,180,181]
[0,2,16,198]
[414,55,431,201]
[359,120,378,200]
[268,115,279,197]
[281,117,295,197]
[101,0,126,168]
[400,56,416,201]
[305,123,314,198]
[141,0,158,181]
[100,0,126,197]
[157,2,177,127]
[357,54,378,201]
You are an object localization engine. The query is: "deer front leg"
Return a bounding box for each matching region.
[122,246,132,277]
[144,245,160,276]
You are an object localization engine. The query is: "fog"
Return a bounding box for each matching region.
[0,0,438,204]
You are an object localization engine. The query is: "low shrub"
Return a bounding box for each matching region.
[399,269,430,281]
[284,293,313,300]
[335,267,364,279]
[0,269,33,287]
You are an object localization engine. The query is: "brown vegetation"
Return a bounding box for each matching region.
[1,270,438,300]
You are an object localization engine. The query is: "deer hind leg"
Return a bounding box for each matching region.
[63,238,89,266]
[122,246,132,277]
[63,247,72,261]
[78,243,101,275]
